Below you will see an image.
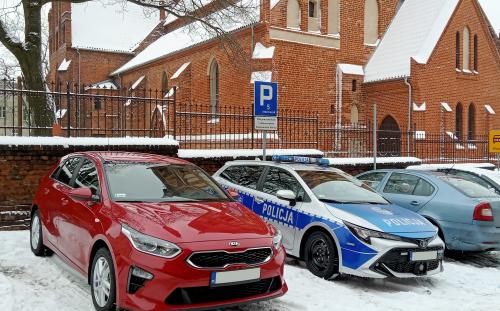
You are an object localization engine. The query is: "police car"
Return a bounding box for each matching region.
[213,156,445,279]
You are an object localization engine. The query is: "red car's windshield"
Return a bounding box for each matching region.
[104,162,230,203]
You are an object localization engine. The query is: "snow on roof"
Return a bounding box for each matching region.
[252,42,275,59]
[441,102,452,112]
[271,0,281,9]
[324,157,422,166]
[57,59,71,72]
[338,64,364,76]
[0,136,178,146]
[250,71,272,83]
[178,148,323,159]
[111,0,260,75]
[413,102,427,111]
[364,0,459,83]
[86,80,118,90]
[171,62,191,79]
[71,2,160,53]
[407,163,500,183]
[485,104,496,114]
[130,75,145,90]
[164,87,176,98]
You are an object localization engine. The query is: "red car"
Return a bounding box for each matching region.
[30,152,287,311]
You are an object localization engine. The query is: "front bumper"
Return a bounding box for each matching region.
[339,237,445,278]
[113,237,287,311]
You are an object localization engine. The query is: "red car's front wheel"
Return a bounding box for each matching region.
[91,248,117,311]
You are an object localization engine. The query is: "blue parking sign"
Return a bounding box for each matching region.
[254,81,278,117]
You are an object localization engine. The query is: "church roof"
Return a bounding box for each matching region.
[364,0,459,83]
[71,2,159,53]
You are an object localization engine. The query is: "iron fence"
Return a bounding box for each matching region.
[0,79,495,163]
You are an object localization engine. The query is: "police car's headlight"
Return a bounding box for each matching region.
[122,224,181,258]
[344,222,403,244]
[272,229,283,250]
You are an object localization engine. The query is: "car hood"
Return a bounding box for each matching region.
[325,202,437,238]
[112,201,273,243]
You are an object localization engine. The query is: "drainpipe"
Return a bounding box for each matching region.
[404,77,412,156]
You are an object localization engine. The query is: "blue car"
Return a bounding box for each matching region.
[213,156,445,279]
[357,169,500,252]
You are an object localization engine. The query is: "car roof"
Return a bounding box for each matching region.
[224,160,344,172]
[72,151,191,165]
[361,169,449,178]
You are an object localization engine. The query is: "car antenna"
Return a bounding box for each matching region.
[445,161,457,175]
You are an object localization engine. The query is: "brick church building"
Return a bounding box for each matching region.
[47,0,500,155]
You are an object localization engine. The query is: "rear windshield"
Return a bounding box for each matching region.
[439,176,500,198]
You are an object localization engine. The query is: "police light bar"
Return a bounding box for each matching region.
[271,155,330,166]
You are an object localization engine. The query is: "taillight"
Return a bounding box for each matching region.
[473,202,494,222]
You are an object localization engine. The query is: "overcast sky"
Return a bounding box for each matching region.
[479,0,500,33]
[1,0,500,78]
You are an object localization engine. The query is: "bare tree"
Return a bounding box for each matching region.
[0,0,258,130]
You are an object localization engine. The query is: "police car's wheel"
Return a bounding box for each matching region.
[305,231,339,279]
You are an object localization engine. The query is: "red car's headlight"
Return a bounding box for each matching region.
[121,224,182,259]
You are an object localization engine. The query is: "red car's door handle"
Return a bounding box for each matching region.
[61,198,69,206]
[43,188,50,195]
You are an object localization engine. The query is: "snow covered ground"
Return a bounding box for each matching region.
[1,231,499,311]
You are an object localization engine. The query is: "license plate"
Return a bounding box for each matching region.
[409,250,438,261]
[210,268,260,287]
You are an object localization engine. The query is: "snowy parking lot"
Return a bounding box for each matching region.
[1,231,499,311]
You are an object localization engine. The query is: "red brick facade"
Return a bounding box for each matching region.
[47,0,500,154]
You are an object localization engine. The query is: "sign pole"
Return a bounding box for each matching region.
[373,103,377,170]
[254,81,278,161]
[263,131,267,161]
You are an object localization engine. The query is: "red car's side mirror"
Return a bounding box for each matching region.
[227,188,240,200]
[68,187,94,201]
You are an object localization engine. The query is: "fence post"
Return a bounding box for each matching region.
[172,86,177,140]
[315,112,319,150]
[66,81,71,137]
[16,77,23,136]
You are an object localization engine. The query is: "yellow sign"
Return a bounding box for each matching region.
[489,130,500,153]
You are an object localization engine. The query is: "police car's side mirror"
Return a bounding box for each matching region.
[277,190,296,206]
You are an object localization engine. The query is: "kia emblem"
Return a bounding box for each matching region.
[229,241,240,247]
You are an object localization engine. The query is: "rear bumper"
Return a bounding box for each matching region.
[441,221,500,251]
[113,237,287,311]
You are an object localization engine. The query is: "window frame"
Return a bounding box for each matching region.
[257,166,310,203]
[383,172,435,197]
[51,156,83,188]
[73,157,102,195]
[220,165,266,190]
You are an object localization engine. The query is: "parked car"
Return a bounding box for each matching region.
[213,156,445,280]
[30,152,287,311]
[357,169,500,252]
[407,164,500,195]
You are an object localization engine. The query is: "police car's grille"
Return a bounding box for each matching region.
[187,248,273,268]
[165,276,282,305]
[371,247,443,276]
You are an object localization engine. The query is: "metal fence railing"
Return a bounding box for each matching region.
[0,79,495,163]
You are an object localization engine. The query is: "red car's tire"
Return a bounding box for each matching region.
[90,248,117,311]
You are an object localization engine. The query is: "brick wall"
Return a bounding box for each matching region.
[0,145,178,207]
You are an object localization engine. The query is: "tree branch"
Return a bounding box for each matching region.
[0,18,25,59]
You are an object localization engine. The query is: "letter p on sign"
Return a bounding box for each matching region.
[254,81,278,117]
[260,85,273,107]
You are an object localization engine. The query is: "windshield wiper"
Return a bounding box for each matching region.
[319,198,347,204]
